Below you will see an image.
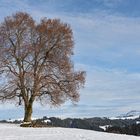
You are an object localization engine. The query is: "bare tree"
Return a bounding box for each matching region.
[0,12,85,122]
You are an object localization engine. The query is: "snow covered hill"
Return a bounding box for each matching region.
[0,123,139,140]
[110,110,140,120]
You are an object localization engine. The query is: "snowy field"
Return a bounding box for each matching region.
[0,123,139,140]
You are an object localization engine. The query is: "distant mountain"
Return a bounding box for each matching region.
[110,110,140,120]
[125,110,140,117]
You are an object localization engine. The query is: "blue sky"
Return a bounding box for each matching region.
[0,0,140,119]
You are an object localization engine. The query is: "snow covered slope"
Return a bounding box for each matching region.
[0,123,139,140]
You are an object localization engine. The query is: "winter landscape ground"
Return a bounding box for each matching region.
[0,123,139,140]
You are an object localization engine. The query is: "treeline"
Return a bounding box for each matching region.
[106,124,140,136]
[36,117,103,131]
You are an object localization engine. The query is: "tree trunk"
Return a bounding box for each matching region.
[23,103,33,123]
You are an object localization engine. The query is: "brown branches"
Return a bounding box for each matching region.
[0,12,85,109]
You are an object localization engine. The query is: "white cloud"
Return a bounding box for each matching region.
[102,0,123,7]
[76,64,140,107]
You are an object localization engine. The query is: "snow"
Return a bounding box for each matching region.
[43,119,51,123]
[99,125,111,131]
[7,117,38,122]
[136,121,140,124]
[0,123,139,140]
[110,115,140,120]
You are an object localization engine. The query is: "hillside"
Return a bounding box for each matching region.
[2,113,140,136]
[0,123,139,140]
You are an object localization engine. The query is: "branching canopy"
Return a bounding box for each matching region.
[0,12,85,108]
